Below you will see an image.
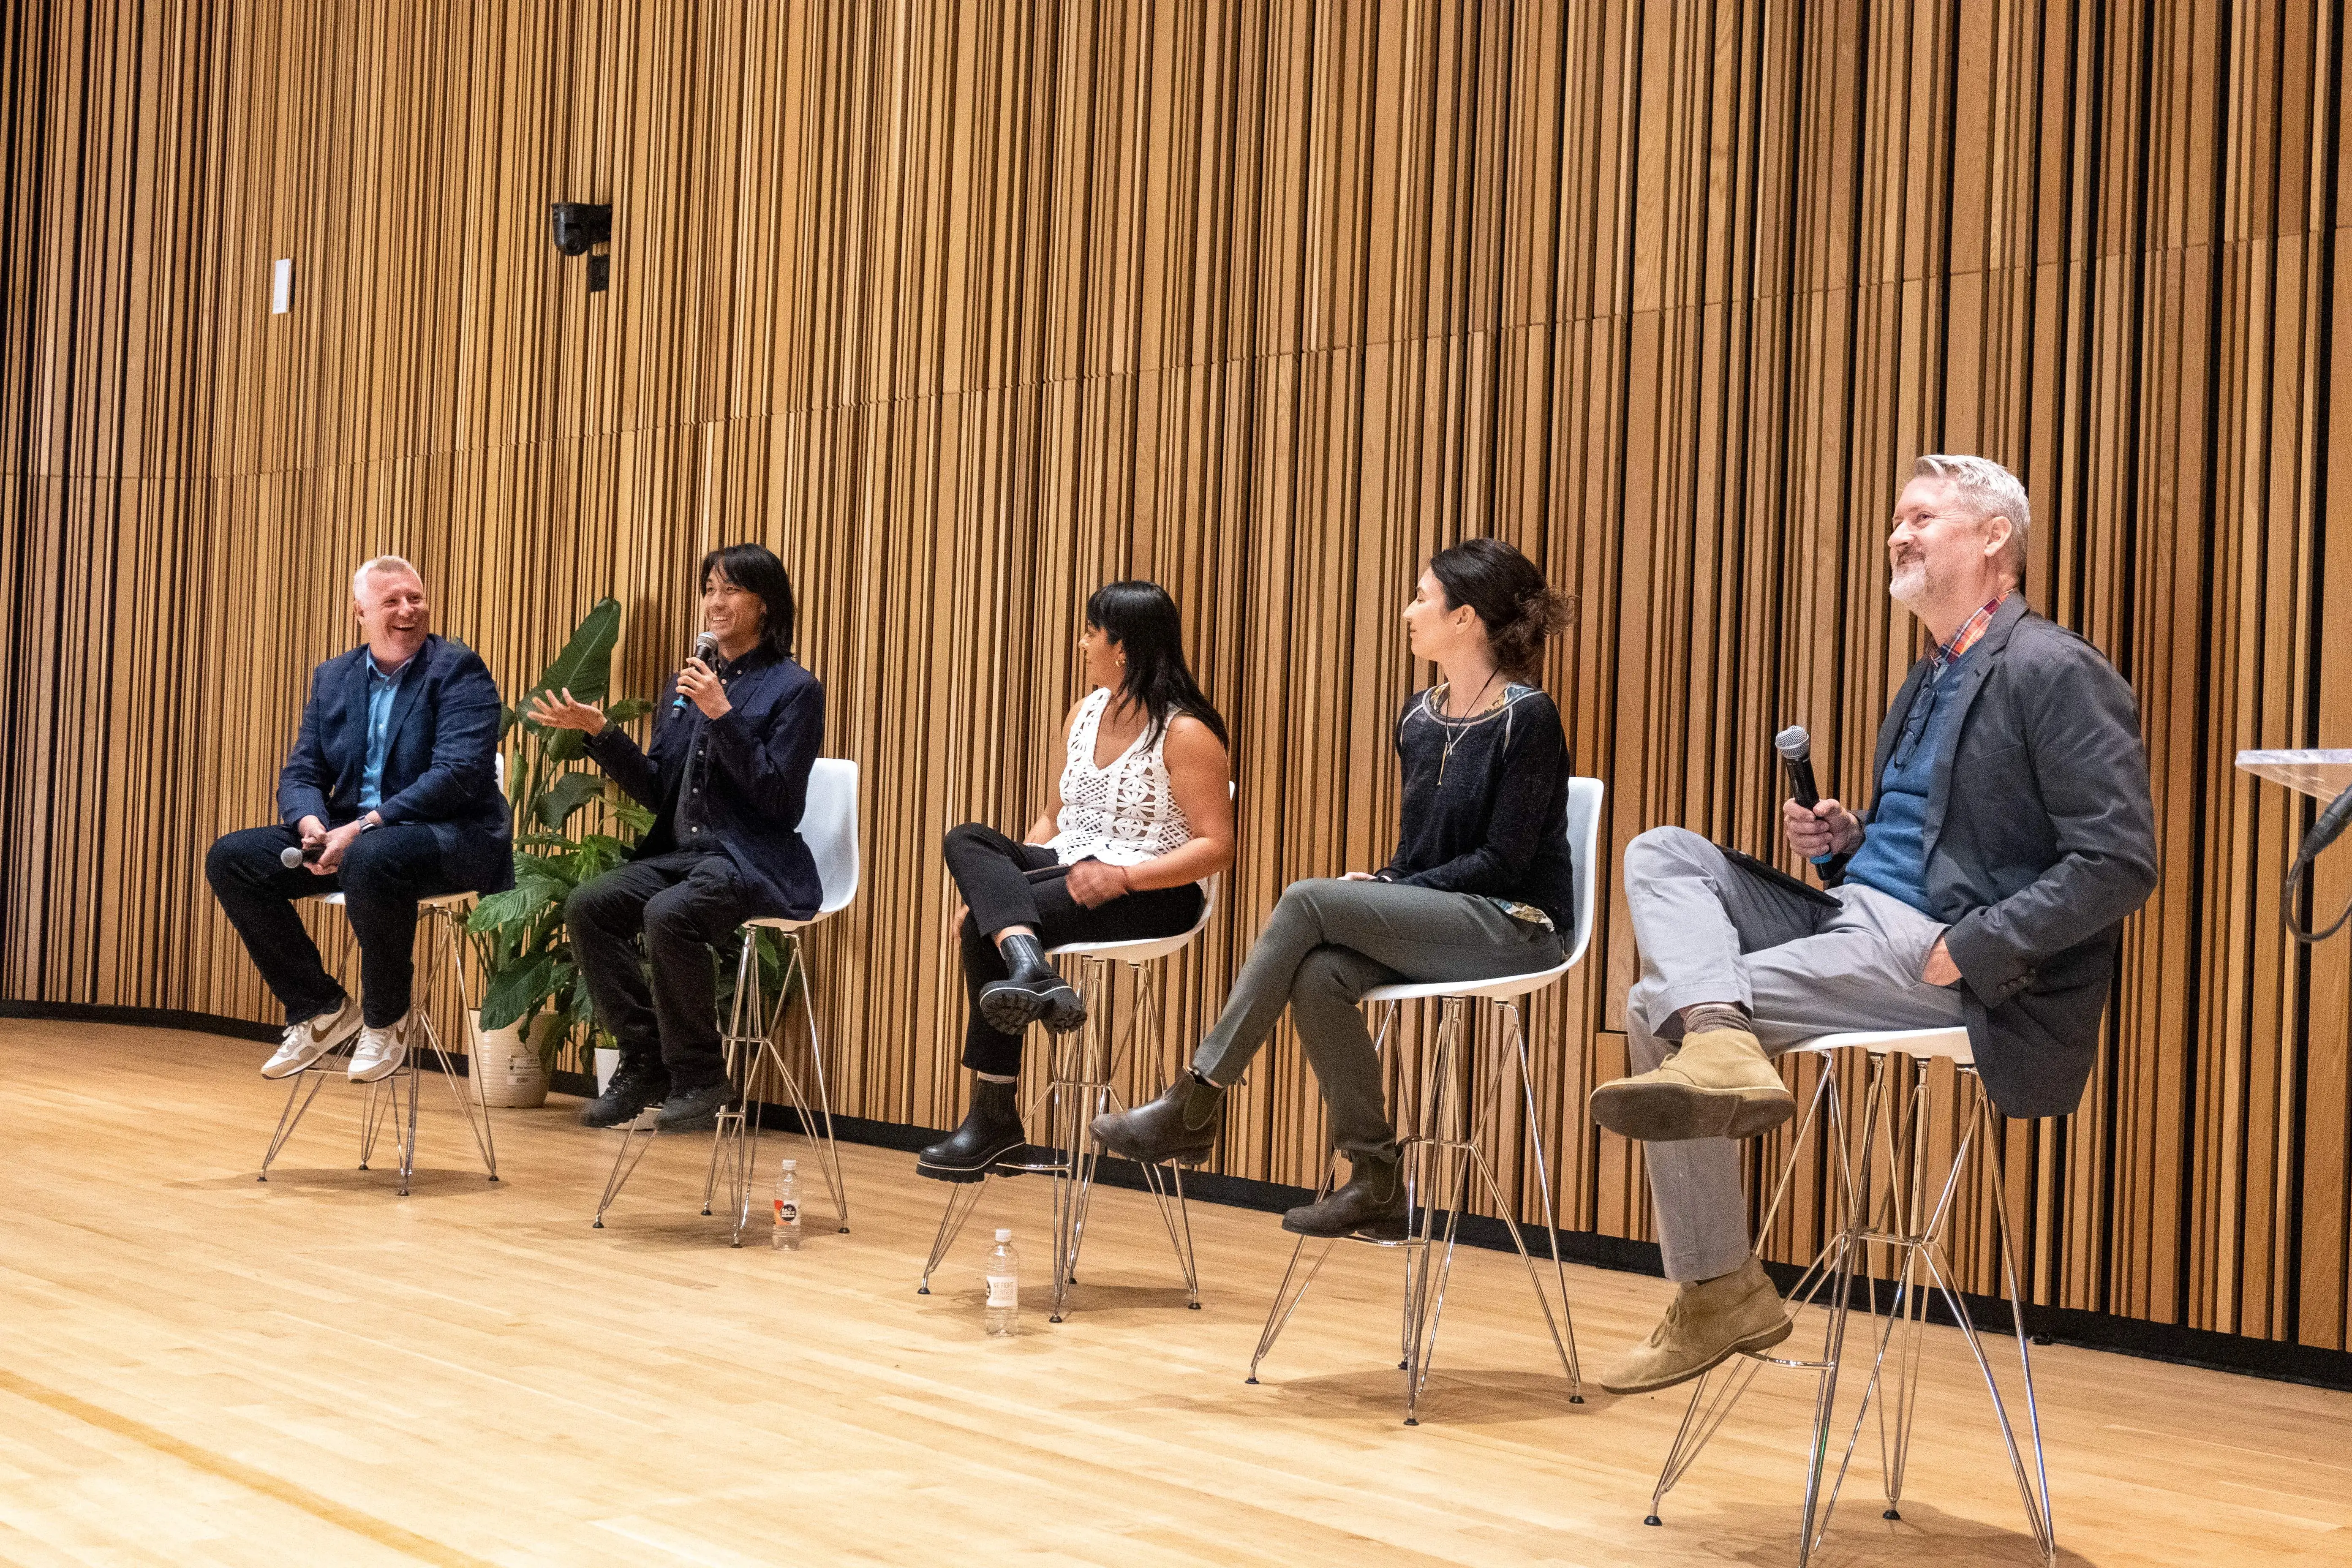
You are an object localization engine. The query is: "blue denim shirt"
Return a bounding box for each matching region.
[1837,645,1978,914]
[357,653,414,812]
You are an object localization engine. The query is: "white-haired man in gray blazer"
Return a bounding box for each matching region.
[1588,454,2160,1394]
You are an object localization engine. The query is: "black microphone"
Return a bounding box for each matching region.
[671,632,721,714]
[1775,724,1821,809]
[280,841,326,868]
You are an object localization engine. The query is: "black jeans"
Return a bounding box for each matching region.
[205,823,471,1028]
[943,823,1205,1076]
[566,849,761,1086]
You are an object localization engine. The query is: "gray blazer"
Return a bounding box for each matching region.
[1851,596,2158,1117]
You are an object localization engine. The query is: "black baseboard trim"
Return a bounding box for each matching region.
[15,999,2352,1391]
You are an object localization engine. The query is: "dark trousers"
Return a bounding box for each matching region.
[566,849,761,1085]
[943,823,1205,1076]
[205,823,469,1029]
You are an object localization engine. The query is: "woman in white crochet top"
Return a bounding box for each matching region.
[918,583,1235,1182]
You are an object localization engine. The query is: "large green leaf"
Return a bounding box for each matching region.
[524,597,623,710]
[534,771,604,831]
[479,947,557,1031]
[606,697,653,724]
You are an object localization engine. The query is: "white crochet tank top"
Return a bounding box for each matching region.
[1049,688,1194,867]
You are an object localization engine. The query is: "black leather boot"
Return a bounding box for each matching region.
[1282,1154,1407,1240]
[1089,1072,1225,1165]
[655,1074,734,1131]
[580,1053,672,1128]
[916,1078,1025,1183]
[978,933,1086,1035]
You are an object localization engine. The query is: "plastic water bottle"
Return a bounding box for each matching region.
[771,1159,802,1251]
[985,1228,1020,1336]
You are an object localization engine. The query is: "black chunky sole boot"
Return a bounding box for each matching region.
[916,1078,1026,1184]
[977,933,1087,1035]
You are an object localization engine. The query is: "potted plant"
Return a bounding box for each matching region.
[465,598,653,1107]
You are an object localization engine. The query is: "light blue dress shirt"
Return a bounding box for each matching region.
[358,654,414,813]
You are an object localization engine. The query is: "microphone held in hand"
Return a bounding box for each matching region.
[279,841,326,869]
[1775,724,1821,809]
[671,632,722,713]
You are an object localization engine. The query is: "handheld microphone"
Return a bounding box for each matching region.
[1775,724,1821,809]
[672,632,721,714]
[280,841,326,869]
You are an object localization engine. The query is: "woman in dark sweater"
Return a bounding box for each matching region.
[1092,539,1573,1238]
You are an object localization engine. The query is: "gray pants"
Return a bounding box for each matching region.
[1625,827,1964,1283]
[1193,878,1565,1162]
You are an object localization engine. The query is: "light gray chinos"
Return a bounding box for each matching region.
[1623,827,1963,1283]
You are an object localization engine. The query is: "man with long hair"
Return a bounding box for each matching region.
[529,544,825,1131]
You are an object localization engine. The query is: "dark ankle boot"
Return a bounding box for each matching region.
[580,1053,672,1128]
[1282,1154,1407,1239]
[917,1078,1025,1182]
[1089,1072,1225,1165]
[978,934,1087,1036]
[655,1075,733,1131]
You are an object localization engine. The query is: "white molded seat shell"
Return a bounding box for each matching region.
[1788,1026,1973,1064]
[1359,776,1605,1004]
[1048,873,1220,963]
[746,758,861,931]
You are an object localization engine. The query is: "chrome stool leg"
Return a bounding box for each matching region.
[1644,1051,2058,1567]
[763,932,851,1231]
[592,1108,661,1228]
[921,952,1200,1320]
[1246,1152,1345,1382]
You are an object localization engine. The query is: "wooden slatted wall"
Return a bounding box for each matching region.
[5,0,2350,1350]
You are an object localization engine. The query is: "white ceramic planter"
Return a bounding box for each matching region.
[466,1012,559,1108]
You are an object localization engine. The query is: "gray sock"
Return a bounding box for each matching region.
[1677,1002,1751,1037]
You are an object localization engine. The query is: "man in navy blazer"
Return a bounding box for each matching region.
[529,543,825,1132]
[206,556,513,1084]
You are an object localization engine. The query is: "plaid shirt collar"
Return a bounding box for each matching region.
[1928,593,2009,678]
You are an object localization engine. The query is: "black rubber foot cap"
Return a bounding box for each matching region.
[1571,1394,1585,1404]
[838,1226,849,1233]
[1644,1516,1661,1527]
[1187,1301,1201,1310]
[700,1206,712,1216]
[489,1176,501,1183]
[1884,1508,1901,1521]
[1404,1418,1418,1427]
[1245,1376,1258,1385]
[1397,1359,1408,1370]
[256,1176,267,1183]
[916,1285,930,1295]
[1049,1314,1064,1324]
[592,1220,604,1229]
[358,1164,369,1171]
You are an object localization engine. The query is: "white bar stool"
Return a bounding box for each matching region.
[259,762,506,1197]
[1643,1024,2056,1565]
[593,759,860,1245]
[918,875,1221,1322]
[1247,776,1603,1424]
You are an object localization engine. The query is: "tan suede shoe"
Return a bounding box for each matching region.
[1599,1258,1794,1394]
[1586,1026,1796,1141]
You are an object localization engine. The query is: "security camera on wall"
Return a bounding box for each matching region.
[550,202,611,256]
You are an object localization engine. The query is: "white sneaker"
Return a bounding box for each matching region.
[261,996,362,1078]
[348,1014,413,1083]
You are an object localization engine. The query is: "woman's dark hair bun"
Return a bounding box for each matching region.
[1427,538,1573,680]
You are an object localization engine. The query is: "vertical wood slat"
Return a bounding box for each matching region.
[4,0,2349,1351]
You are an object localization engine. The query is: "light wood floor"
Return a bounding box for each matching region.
[0,1020,2344,1567]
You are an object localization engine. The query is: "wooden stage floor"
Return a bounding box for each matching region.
[1,1019,2344,1566]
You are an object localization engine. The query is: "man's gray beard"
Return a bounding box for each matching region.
[1889,562,1929,607]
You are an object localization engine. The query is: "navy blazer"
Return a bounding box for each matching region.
[584,651,825,919]
[277,635,515,894]
[1848,596,2158,1118]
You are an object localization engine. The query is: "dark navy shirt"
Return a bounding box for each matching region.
[1842,646,1978,914]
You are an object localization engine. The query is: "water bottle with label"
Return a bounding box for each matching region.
[985,1228,1019,1335]
[771,1158,802,1251]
